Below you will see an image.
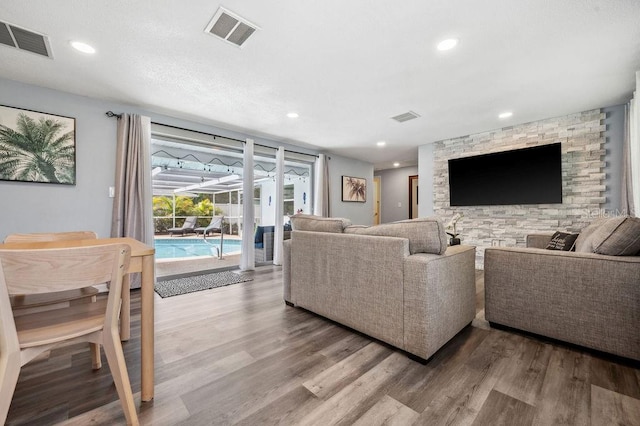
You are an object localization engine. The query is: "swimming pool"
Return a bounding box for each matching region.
[155,238,241,260]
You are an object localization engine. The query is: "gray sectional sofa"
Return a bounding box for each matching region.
[283,215,476,361]
[485,216,640,361]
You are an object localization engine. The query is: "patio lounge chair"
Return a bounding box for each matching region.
[167,216,197,236]
[195,215,224,237]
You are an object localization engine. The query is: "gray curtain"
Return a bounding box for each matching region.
[313,154,330,217]
[110,114,153,244]
[622,72,640,217]
[273,147,284,265]
[240,139,255,271]
[622,103,634,215]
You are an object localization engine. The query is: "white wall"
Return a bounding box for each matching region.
[0,77,323,240]
[417,143,435,217]
[293,178,312,214]
[328,155,375,225]
[374,166,418,223]
[1,79,118,239]
[259,179,276,226]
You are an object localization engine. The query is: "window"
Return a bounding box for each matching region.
[284,184,294,215]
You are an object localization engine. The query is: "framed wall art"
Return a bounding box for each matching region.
[342,175,366,202]
[0,105,76,185]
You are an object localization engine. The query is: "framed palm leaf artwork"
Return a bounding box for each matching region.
[342,176,366,202]
[0,105,76,185]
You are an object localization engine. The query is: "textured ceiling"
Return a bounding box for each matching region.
[1,0,639,170]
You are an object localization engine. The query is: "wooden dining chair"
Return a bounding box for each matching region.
[0,244,139,426]
[4,231,106,368]
[4,231,133,360]
[3,231,99,243]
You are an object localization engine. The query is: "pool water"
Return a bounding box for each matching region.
[155,238,241,260]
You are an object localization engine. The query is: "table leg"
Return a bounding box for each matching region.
[140,255,155,402]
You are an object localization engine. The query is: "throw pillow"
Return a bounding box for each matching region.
[591,217,640,256]
[290,214,352,233]
[574,218,606,253]
[343,217,447,255]
[545,231,579,251]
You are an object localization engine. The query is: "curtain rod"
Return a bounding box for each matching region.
[151,120,319,158]
[150,121,246,144]
[253,142,319,158]
[107,114,321,158]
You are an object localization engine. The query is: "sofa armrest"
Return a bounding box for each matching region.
[403,245,476,360]
[526,233,554,249]
[485,247,640,360]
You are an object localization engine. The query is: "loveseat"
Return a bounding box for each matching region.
[283,215,476,361]
[485,216,640,361]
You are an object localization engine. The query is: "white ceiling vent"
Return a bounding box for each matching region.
[204,7,260,48]
[0,21,52,58]
[391,111,420,123]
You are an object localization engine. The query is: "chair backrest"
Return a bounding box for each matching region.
[205,215,224,230]
[182,217,198,228]
[0,243,132,425]
[0,244,130,295]
[209,215,224,227]
[255,226,275,244]
[4,231,98,243]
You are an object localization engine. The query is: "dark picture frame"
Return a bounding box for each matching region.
[0,104,76,185]
[342,175,366,202]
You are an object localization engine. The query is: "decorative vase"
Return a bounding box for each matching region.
[450,237,461,246]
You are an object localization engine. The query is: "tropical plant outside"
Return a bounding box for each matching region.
[153,195,224,232]
[0,112,75,184]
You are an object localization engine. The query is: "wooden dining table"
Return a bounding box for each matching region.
[0,237,156,402]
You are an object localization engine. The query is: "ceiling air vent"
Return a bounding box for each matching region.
[391,111,420,123]
[0,21,52,58]
[204,7,260,48]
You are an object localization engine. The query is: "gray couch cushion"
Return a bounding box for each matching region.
[343,217,447,255]
[589,217,640,256]
[290,214,352,233]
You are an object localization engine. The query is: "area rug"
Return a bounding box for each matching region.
[154,271,253,298]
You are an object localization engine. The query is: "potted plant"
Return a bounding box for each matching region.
[446,212,463,245]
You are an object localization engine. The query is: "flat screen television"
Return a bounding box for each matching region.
[448,143,562,206]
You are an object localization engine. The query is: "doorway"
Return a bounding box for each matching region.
[409,175,418,219]
[373,176,381,224]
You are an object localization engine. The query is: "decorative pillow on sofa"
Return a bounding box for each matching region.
[587,217,640,256]
[290,214,352,233]
[574,217,606,252]
[343,217,447,255]
[545,231,579,251]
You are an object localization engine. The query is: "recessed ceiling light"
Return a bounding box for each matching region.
[286,112,299,118]
[437,38,458,51]
[393,162,400,167]
[70,41,96,54]
[376,141,386,147]
[498,111,513,119]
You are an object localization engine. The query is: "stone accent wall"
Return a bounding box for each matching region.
[433,109,606,268]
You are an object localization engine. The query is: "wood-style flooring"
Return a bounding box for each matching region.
[6,267,640,425]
